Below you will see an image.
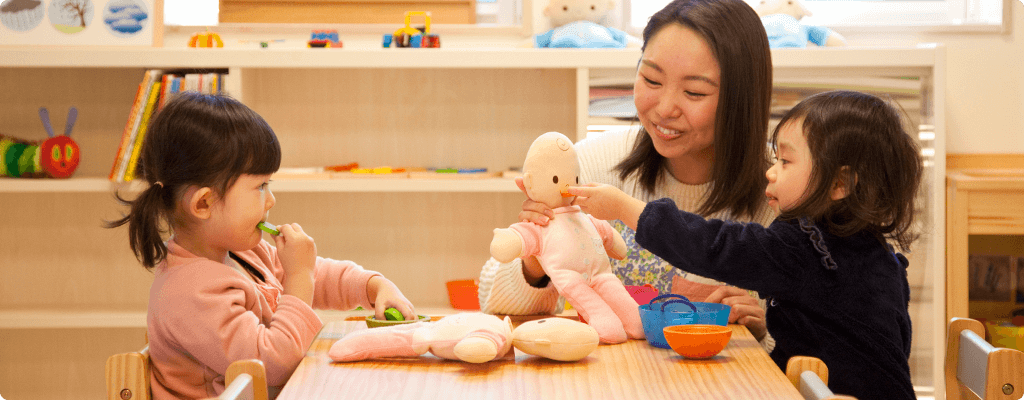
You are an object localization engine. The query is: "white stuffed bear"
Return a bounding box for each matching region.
[328,313,600,363]
[531,0,641,48]
[754,0,846,48]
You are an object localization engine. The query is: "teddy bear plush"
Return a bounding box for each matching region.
[489,132,644,344]
[532,0,641,48]
[754,0,846,48]
[328,313,600,363]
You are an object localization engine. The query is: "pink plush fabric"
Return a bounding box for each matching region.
[328,313,514,363]
[148,239,381,399]
[509,206,643,343]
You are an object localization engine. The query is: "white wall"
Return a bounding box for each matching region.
[841,1,1024,154]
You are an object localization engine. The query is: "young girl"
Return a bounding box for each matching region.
[567,90,919,400]
[107,92,417,399]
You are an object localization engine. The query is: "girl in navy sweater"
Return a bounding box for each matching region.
[568,90,921,400]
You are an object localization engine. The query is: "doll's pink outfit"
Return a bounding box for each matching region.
[508,205,643,343]
[147,239,381,399]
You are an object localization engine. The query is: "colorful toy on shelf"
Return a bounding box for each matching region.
[385,11,440,48]
[308,30,342,48]
[188,29,224,48]
[1,107,80,178]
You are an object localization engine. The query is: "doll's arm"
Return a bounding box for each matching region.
[328,322,427,362]
[606,230,627,260]
[490,228,524,263]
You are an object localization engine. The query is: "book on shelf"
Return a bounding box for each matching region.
[110,69,229,182]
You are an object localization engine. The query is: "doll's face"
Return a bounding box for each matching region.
[544,0,616,27]
[754,0,812,19]
[522,132,580,209]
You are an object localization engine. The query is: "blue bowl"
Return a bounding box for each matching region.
[639,294,730,349]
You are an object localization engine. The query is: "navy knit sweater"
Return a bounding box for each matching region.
[636,199,914,400]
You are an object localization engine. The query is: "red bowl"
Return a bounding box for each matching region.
[663,324,732,359]
[446,280,480,310]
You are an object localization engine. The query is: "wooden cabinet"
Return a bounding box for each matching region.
[945,169,1024,322]
[0,46,946,399]
[219,0,478,24]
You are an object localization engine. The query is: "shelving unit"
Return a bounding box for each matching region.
[0,46,946,399]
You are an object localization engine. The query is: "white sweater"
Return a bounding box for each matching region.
[477,129,777,346]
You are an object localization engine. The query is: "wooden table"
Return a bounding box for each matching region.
[278,317,803,400]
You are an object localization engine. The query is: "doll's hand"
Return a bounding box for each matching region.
[705,287,768,341]
[515,176,554,226]
[366,276,417,321]
[273,223,316,304]
[490,228,524,263]
[567,184,646,230]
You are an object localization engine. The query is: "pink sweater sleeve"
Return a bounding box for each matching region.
[311,257,381,310]
[256,241,382,311]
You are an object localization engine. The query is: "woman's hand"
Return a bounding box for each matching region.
[274,223,316,305]
[704,286,768,341]
[366,276,417,321]
[566,184,646,230]
[515,176,554,226]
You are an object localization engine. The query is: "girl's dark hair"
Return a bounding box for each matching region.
[616,0,773,219]
[106,92,281,269]
[772,90,923,251]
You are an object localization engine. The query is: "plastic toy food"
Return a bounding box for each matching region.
[1,107,80,178]
[257,222,279,236]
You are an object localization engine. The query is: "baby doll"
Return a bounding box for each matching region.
[328,313,600,363]
[754,0,846,48]
[489,131,643,344]
[532,0,641,49]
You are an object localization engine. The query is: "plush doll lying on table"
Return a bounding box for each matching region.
[754,0,846,48]
[328,312,600,363]
[532,0,641,48]
[489,131,644,344]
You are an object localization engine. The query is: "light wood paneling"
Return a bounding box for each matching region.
[947,154,1024,170]
[219,0,476,24]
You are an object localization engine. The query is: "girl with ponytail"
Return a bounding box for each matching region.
[107,92,416,399]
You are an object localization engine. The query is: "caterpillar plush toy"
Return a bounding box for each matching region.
[0,107,80,178]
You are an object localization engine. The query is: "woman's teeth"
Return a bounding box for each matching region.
[656,125,681,138]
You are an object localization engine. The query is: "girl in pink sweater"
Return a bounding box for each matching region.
[107,92,416,399]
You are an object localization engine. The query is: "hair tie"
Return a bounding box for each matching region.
[153,181,164,189]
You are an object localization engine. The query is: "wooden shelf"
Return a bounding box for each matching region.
[0,177,522,193]
[0,46,943,70]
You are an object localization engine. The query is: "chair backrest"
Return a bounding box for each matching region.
[945,317,1024,400]
[106,345,151,400]
[106,345,267,400]
[785,356,858,400]
[202,359,268,400]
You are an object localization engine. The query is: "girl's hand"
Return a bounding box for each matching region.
[366,276,417,321]
[567,184,646,230]
[515,176,554,226]
[704,286,768,341]
[273,223,316,305]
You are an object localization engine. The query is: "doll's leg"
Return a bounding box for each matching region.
[328,321,428,362]
[559,279,627,344]
[591,274,645,339]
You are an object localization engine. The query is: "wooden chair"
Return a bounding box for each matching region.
[202,359,267,400]
[945,317,1024,400]
[106,345,267,400]
[785,356,858,400]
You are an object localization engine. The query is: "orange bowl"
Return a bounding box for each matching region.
[663,324,732,359]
